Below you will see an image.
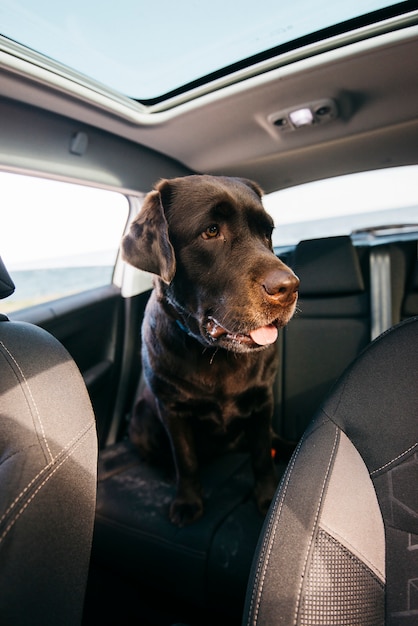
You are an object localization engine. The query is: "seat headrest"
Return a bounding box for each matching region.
[0,257,15,300]
[292,235,365,296]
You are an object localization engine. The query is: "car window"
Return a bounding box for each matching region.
[0,172,129,313]
[0,0,403,101]
[265,166,418,249]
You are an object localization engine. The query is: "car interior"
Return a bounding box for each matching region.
[0,2,417,625]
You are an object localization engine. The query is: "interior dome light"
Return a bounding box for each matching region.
[289,108,314,127]
[268,98,338,133]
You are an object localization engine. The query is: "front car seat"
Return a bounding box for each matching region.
[243,315,418,626]
[0,257,98,625]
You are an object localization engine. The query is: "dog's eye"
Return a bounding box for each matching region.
[264,227,274,247]
[202,224,220,239]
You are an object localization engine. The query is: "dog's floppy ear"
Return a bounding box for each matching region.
[239,178,264,198]
[121,189,176,284]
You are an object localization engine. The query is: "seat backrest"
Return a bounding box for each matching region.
[274,236,370,441]
[0,256,98,625]
[243,316,418,626]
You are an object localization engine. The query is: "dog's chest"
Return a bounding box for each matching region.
[182,352,272,427]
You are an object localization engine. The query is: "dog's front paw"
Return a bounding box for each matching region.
[169,497,203,527]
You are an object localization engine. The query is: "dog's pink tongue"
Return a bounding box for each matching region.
[249,324,278,346]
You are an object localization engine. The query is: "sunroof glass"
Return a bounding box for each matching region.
[0,0,410,102]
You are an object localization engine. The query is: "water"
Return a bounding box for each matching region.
[4,266,114,313]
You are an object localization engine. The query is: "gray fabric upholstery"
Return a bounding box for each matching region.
[0,318,98,624]
[243,316,418,626]
[292,236,365,296]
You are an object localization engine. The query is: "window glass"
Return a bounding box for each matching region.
[265,166,418,249]
[0,0,401,100]
[0,172,129,312]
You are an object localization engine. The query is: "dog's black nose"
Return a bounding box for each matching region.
[262,269,300,305]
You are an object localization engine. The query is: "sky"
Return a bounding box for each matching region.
[0,0,398,99]
[0,173,128,269]
[263,166,418,223]
[265,166,418,246]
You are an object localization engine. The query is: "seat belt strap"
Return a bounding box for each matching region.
[370,248,392,340]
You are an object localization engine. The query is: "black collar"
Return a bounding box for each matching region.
[176,319,193,336]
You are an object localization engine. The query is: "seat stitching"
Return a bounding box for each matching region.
[246,435,304,626]
[246,423,339,625]
[0,421,93,526]
[0,423,94,545]
[0,340,53,463]
[293,426,339,622]
[370,442,418,475]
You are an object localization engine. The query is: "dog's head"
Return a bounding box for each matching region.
[122,175,299,353]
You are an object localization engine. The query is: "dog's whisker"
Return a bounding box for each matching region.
[209,348,219,365]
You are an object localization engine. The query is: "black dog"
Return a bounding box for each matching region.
[121,175,299,526]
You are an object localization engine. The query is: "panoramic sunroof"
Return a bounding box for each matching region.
[0,0,412,103]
